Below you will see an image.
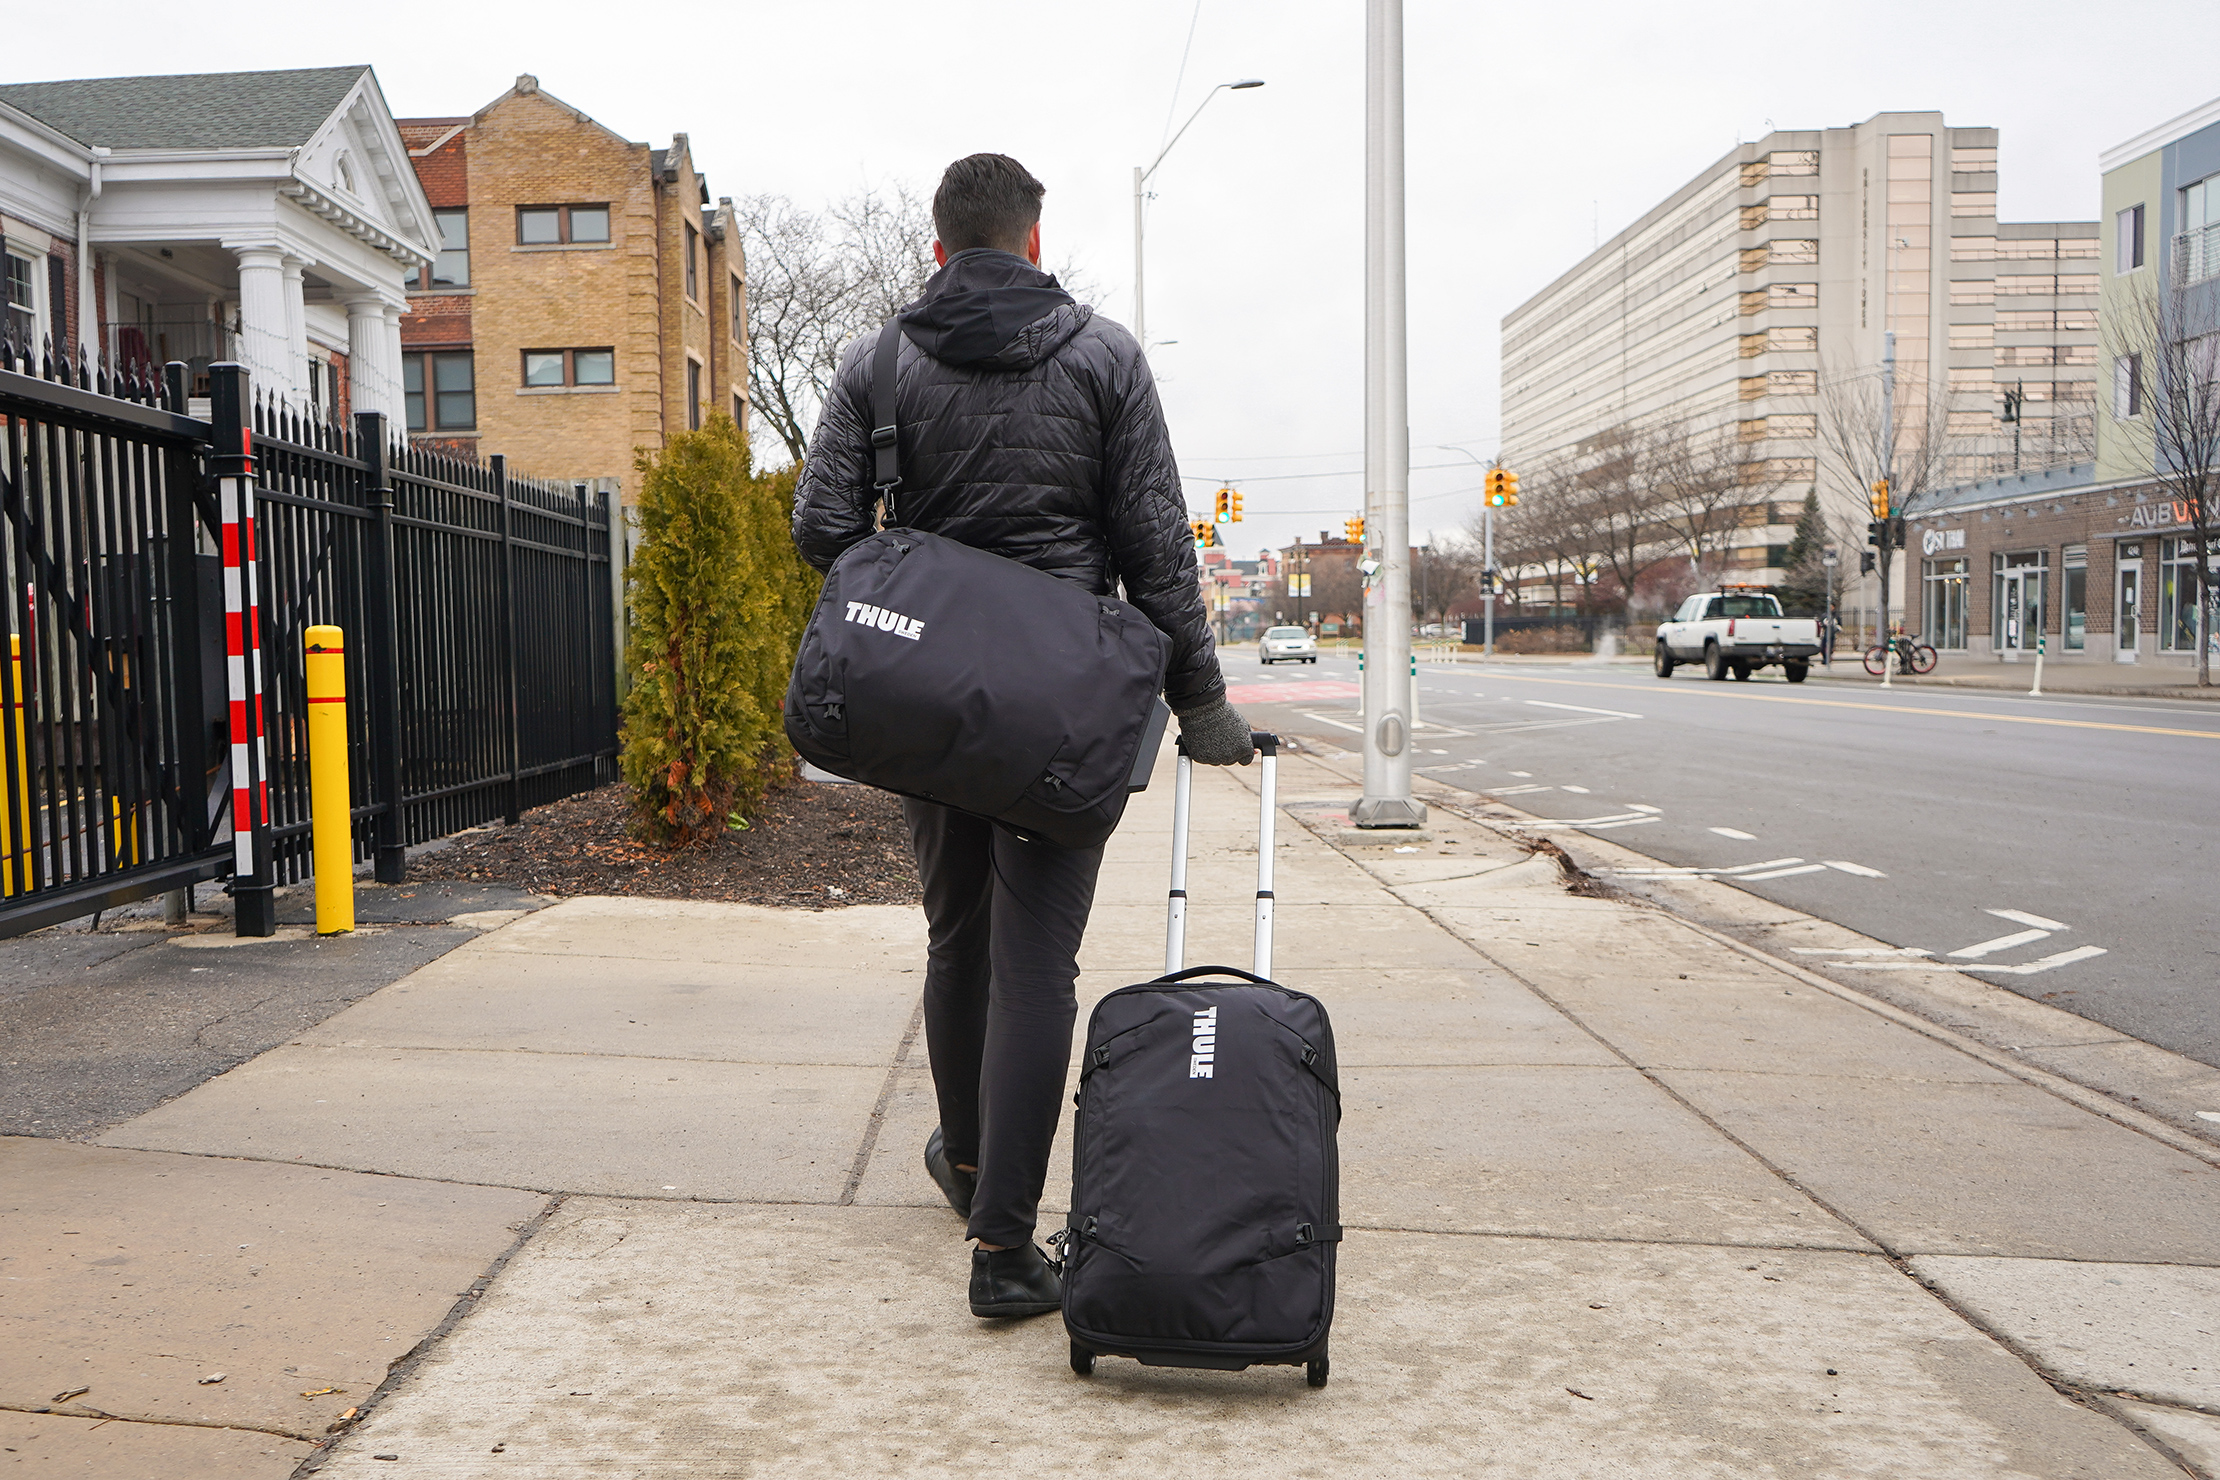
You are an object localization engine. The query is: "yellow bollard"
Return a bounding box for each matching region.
[305,625,354,935]
[3,634,25,897]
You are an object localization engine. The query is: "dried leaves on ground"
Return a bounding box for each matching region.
[411,782,920,909]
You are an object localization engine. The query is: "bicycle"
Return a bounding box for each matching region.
[1862,634,1938,676]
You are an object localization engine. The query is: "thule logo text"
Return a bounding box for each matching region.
[1189,1005,1218,1079]
[844,601,923,641]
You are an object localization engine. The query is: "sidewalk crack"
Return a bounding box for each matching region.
[839,1000,924,1207]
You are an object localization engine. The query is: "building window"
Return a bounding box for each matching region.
[2116,204,2145,272]
[2057,238,2099,260]
[1767,282,1816,310]
[2159,536,2219,652]
[1738,332,1764,359]
[1949,324,1993,350]
[2115,353,2142,418]
[1766,325,1816,352]
[1950,282,1996,307]
[686,358,702,429]
[522,348,616,387]
[1765,370,1816,395]
[2062,545,2087,650]
[1767,413,1817,439]
[1950,193,1996,218]
[1768,195,1817,221]
[1739,289,1766,316]
[1770,239,1819,265]
[1924,557,1969,649]
[729,275,743,343]
[3,251,38,346]
[1769,150,1818,176]
[1739,246,1769,274]
[685,223,700,301]
[418,209,469,288]
[517,205,612,245]
[1740,203,1768,231]
[1947,409,1993,433]
[403,351,475,431]
[1948,367,1994,392]
[2180,177,2220,284]
[732,392,745,425]
[1950,146,1997,170]
[1950,237,1997,261]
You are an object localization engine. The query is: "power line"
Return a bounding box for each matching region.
[1179,460,1476,484]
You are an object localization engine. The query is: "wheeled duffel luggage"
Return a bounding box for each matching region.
[1056,733,1341,1387]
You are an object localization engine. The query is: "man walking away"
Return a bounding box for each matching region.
[793,154,1252,1317]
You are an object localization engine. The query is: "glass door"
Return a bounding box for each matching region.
[2117,554,2141,662]
[1993,552,2046,657]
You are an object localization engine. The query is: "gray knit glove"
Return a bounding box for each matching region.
[1175,698,1255,766]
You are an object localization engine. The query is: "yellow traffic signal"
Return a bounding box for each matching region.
[1190,518,1211,547]
[1214,488,1232,523]
[1869,479,1890,519]
[1343,516,1364,544]
[1229,489,1244,522]
[1485,467,1521,508]
[1502,468,1519,507]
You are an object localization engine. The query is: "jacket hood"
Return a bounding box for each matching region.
[901,249,1092,371]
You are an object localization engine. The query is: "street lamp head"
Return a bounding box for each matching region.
[1229,79,1266,90]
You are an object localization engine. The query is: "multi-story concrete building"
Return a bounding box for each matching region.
[397,75,745,499]
[1501,112,2097,612]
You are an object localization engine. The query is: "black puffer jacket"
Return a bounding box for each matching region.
[792,249,1223,712]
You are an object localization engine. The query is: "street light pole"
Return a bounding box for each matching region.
[1354,0,1421,829]
[1132,79,1264,351]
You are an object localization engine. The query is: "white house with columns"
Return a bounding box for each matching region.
[0,65,433,423]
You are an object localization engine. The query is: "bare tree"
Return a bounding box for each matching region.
[2106,270,2220,685]
[1648,413,1788,598]
[1818,361,1960,645]
[1410,536,1480,630]
[736,189,936,465]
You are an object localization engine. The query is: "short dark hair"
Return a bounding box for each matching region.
[932,154,1045,254]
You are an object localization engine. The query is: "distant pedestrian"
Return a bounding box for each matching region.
[792,154,1253,1316]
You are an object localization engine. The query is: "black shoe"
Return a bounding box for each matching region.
[969,1241,1062,1318]
[924,1127,976,1219]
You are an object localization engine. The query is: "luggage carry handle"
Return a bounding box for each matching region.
[1164,731,1278,979]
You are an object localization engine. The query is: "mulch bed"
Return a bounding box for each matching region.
[409,781,921,909]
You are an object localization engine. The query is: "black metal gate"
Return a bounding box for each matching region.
[1,345,616,939]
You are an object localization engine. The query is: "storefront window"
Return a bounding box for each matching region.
[1993,551,2047,654]
[2159,536,2219,653]
[1923,558,1968,649]
[2062,546,2087,650]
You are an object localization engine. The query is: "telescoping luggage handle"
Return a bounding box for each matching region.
[1164,731,1279,980]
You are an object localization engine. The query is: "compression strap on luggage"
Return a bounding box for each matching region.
[869,319,903,516]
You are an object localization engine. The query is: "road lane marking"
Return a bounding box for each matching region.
[1525,699,1644,719]
[1961,945,2109,976]
[1948,928,2053,959]
[1603,857,1803,877]
[1741,863,1829,880]
[1987,907,2068,931]
[1523,813,1660,830]
[1510,770,1533,777]
[1559,784,1591,793]
[1823,860,1888,877]
[1487,783,1555,795]
[1297,710,1365,733]
[1626,804,1661,813]
[1710,827,1757,839]
[1472,672,2220,740]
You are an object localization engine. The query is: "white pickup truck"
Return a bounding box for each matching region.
[1654,587,1821,682]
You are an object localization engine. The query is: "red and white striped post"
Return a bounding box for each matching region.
[208,364,277,935]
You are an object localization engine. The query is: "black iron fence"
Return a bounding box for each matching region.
[1,343,616,939]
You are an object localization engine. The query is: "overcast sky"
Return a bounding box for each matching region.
[19,0,2220,557]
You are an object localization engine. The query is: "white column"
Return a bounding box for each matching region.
[381,300,406,428]
[280,255,310,409]
[230,245,291,402]
[343,296,388,422]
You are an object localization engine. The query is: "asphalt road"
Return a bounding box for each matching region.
[1226,648,2220,1069]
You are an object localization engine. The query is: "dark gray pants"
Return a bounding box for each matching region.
[903,800,1105,1248]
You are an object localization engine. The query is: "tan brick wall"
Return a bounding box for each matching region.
[456,87,665,499]
[705,199,747,434]
[656,138,712,443]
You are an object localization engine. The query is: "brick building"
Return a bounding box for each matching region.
[396,75,744,499]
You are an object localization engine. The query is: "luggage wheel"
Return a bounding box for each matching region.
[1071,1341,1095,1377]
[1306,1351,1329,1388]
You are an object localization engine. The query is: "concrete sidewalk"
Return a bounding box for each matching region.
[5,749,2218,1478]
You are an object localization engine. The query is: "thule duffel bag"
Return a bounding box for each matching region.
[782,526,1169,850]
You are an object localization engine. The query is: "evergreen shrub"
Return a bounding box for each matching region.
[620,415,819,845]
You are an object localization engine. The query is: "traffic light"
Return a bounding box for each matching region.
[1343,516,1364,543]
[1484,467,1522,508]
[1213,488,1232,524]
[1887,516,1906,549]
[1869,479,1891,520]
[1860,550,1876,576]
[1190,518,1214,548]
[1229,488,1244,522]
[1502,468,1519,507]
[1866,519,1884,547]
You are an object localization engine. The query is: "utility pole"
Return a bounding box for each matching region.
[1133,80,1264,354]
[1354,0,1420,829]
[1483,500,1496,656]
[1879,327,1896,688]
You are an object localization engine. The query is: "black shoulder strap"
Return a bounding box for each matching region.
[869,319,903,524]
